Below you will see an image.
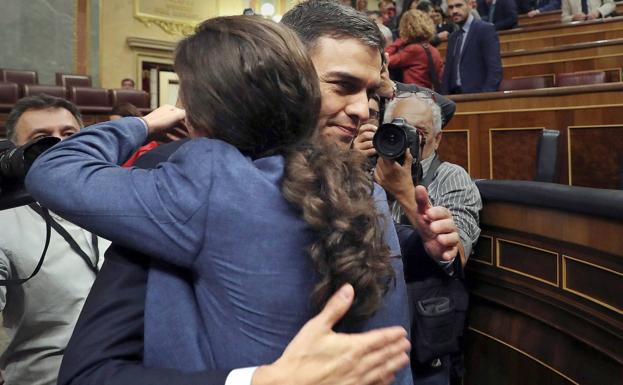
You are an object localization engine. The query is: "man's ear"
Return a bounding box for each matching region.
[434,132,443,150]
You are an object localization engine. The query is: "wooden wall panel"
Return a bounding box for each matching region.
[497,239,559,286]
[563,255,623,315]
[438,129,469,172]
[489,128,542,180]
[445,85,623,187]
[568,125,623,189]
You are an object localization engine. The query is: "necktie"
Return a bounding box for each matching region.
[581,0,589,14]
[489,2,497,23]
[454,29,465,88]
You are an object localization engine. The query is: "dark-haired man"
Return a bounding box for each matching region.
[120,78,135,89]
[0,95,110,385]
[57,2,460,385]
[442,0,502,94]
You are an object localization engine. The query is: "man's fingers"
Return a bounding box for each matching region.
[435,232,461,248]
[313,284,354,328]
[352,326,407,355]
[415,185,432,215]
[358,339,411,385]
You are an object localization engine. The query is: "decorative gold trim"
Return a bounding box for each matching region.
[134,16,195,35]
[566,124,623,186]
[488,127,545,179]
[562,255,623,316]
[496,238,559,287]
[472,235,494,265]
[443,129,471,173]
[133,0,198,36]
[468,327,580,385]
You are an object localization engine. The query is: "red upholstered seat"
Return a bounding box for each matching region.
[56,73,92,88]
[0,69,38,85]
[69,86,111,108]
[500,75,554,91]
[22,84,67,99]
[556,70,606,87]
[109,89,150,108]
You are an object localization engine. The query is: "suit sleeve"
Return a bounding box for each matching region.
[441,36,453,95]
[561,0,573,22]
[25,118,208,269]
[494,0,518,30]
[481,24,503,92]
[539,0,561,12]
[57,246,231,385]
[597,0,615,17]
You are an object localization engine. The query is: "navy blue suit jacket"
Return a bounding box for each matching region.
[441,19,503,94]
[57,140,230,385]
[478,0,519,30]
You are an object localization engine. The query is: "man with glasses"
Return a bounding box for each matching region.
[0,95,110,385]
[355,92,481,384]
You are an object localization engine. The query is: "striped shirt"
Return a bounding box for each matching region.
[392,154,482,258]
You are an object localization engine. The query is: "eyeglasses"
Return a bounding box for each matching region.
[395,90,436,103]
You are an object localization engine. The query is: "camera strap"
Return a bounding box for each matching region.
[28,203,99,275]
[0,206,52,285]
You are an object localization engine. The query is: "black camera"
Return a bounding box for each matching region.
[372,118,423,165]
[0,136,60,210]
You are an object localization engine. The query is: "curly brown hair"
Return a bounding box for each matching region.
[399,9,436,43]
[282,146,395,324]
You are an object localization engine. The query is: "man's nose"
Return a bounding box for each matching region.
[346,92,370,125]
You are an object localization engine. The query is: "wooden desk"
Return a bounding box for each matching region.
[502,38,623,66]
[466,180,623,385]
[518,1,623,27]
[441,83,623,189]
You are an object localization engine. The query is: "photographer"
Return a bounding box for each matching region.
[0,95,110,385]
[354,92,482,384]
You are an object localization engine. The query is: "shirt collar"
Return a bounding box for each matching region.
[462,13,474,33]
[421,152,436,177]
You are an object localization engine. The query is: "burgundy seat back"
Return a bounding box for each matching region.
[69,86,111,107]
[556,71,606,87]
[109,89,150,108]
[0,82,20,105]
[22,84,67,99]
[1,69,38,85]
[500,75,554,91]
[56,73,92,88]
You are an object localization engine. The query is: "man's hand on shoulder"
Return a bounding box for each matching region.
[252,284,410,385]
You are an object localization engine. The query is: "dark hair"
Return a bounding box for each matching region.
[111,102,143,118]
[175,16,319,158]
[416,0,433,13]
[281,0,384,58]
[5,94,83,142]
[176,16,393,323]
[121,78,135,86]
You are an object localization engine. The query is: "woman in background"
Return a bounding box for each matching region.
[386,9,444,90]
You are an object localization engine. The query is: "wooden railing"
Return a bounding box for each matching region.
[465,180,623,385]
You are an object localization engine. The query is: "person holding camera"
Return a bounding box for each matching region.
[0,94,111,385]
[354,92,481,385]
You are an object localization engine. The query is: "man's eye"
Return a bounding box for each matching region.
[63,131,77,137]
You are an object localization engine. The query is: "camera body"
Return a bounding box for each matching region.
[372,118,422,165]
[0,136,60,210]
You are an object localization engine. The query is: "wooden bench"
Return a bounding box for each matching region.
[439,83,623,189]
[502,38,623,66]
[517,1,623,27]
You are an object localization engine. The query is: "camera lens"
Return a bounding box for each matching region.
[373,124,407,158]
